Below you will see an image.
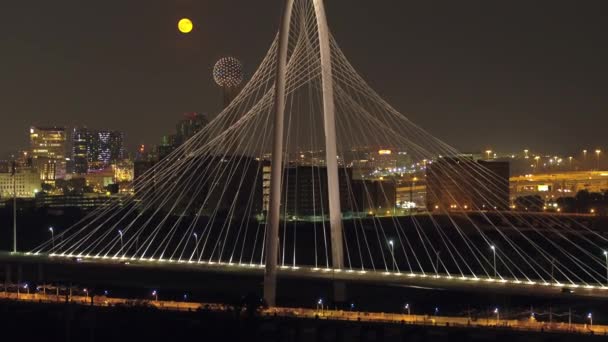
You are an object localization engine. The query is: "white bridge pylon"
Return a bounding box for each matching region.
[265,0,343,307]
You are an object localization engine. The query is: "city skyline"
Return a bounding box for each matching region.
[1,1,607,157]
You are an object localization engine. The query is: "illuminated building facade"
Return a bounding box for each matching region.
[0,167,41,199]
[30,126,67,183]
[72,128,125,172]
[510,171,608,202]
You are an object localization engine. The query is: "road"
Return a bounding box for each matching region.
[1,291,606,336]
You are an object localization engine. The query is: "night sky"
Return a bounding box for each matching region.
[1,0,606,158]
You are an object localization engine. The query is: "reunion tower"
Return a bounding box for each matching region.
[213,57,244,107]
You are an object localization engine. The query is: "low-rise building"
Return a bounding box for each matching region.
[0,167,41,199]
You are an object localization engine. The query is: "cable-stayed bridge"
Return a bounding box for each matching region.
[26,0,608,306]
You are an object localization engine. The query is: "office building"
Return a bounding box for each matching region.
[30,126,67,182]
[426,157,510,211]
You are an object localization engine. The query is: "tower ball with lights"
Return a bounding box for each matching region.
[213,57,244,107]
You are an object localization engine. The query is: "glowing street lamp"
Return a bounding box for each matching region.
[388,239,395,272]
[485,150,492,160]
[534,156,540,169]
[317,298,324,312]
[152,290,158,301]
[595,149,601,170]
[49,227,55,250]
[490,245,497,278]
[404,303,411,315]
[583,150,588,169]
[587,313,593,327]
[494,307,500,324]
[193,233,199,260]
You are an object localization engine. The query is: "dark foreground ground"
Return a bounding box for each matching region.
[0,300,605,342]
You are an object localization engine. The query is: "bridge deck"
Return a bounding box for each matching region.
[2,252,608,300]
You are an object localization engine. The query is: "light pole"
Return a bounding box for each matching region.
[193,233,199,260]
[569,156,573,170]
[596,149,601,170]
[388,239,395,272]
[494,307,500,325]
[490,245,497,278]
[583,150,588,169]
[84,288,88,300]
[485,150,492,160]
[587,313,593,327]
[118,230,124,255]
[603,251,608,287]
[135,235,139,255]
[317,298,324,312]
[23,283,29,295]
[152,290,158,301]
[11,160,17,253]
[534,156,540,170]
[404,303,411,315]
[434,307,439,316]
[550,257,555,283]
[49,227,55,250]
[435,251,441,275]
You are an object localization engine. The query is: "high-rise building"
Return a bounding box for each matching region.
[30,126,67,183]
[71,128,125,172]
[87,130,124,171]
[175,112,209,146]
[72,128,89,174]
[157,113,209,160]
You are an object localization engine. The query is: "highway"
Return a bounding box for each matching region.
[1,290,607,336]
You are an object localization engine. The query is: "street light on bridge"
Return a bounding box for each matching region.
[388,239,395,272]
[587,312,593,327]
[490,245,497,278]
[404,303,411,315]
[118,230,124,255]
[494,307,500,324]
[595,149,601,170]
[193,233,199,260]
[49,227,55,250]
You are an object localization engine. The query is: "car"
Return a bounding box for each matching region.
[561,288,574,294]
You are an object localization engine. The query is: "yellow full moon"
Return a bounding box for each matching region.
[178,18,193,34]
